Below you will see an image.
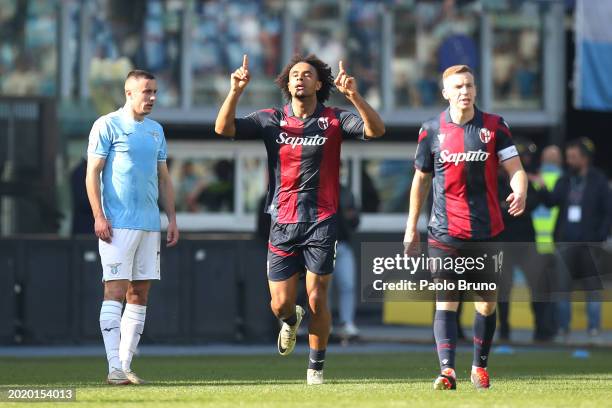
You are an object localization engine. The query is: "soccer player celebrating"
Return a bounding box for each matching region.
[215,54,384,384]
[86,70,179,385]
[403,65,527,390]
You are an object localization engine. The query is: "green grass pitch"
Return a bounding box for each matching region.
[1,351,610,407]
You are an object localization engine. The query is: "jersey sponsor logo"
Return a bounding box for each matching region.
[479,128,492,143]
[439,149,491,165]
[276,132,328,149]
[317,116,329,130]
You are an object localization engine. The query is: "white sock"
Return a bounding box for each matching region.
[99,300,123,373]
[119,304,146,372]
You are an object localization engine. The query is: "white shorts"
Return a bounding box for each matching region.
[99,229,161,282]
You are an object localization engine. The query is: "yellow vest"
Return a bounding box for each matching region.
[532,170,561,254]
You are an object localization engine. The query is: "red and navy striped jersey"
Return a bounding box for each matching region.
[235,103,366,224]
[415,107,518,242]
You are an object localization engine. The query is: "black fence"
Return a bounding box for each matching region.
[0,97,60,235]
[0,237,279,345]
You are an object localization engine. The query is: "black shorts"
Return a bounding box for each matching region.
[427,235,502,301]
[267,216,338,282]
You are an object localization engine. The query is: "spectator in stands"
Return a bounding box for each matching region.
[176,161,201,213]
[348,1,381,106]
[1,53,41,95]
[188,159,234,212]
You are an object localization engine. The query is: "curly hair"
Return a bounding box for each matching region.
[274,54,334,103]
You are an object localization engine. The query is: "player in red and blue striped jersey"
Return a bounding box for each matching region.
[215,54,384,385]
[403,65,527,390]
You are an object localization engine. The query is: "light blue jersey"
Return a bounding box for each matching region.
[87,108,167,231]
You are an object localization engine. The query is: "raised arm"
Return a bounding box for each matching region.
[501,156,528,217]
[403,169,432,255]
[158,161,179,247]
[334,60,385,138]
[85,155,112,243]
[215,54,251,137]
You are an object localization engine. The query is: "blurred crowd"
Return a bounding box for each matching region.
[0,1,57,96]
[1,0,544,111]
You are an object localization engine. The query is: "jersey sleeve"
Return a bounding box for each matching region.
[233,111,266,140]
[414,125,434,173]
[336,109,366,140]
[157,126,168,162]
[87,118,111,158]
[495,117,518,162]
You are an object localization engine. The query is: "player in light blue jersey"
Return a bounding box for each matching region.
[85,70,179,385]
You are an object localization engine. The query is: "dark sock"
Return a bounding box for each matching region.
[473,311,497,368]
[282,313,297,326]
[434,310,457,371]
[308,348,326,371]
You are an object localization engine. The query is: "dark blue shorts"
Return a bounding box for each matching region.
[427,235,502,302]
[427,235,502,284]
[267,216,338,282]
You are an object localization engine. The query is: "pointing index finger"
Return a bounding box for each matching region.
[339,60,345,72]
[242,54,249,70]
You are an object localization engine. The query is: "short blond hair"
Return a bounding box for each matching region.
[442,65,473,80]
